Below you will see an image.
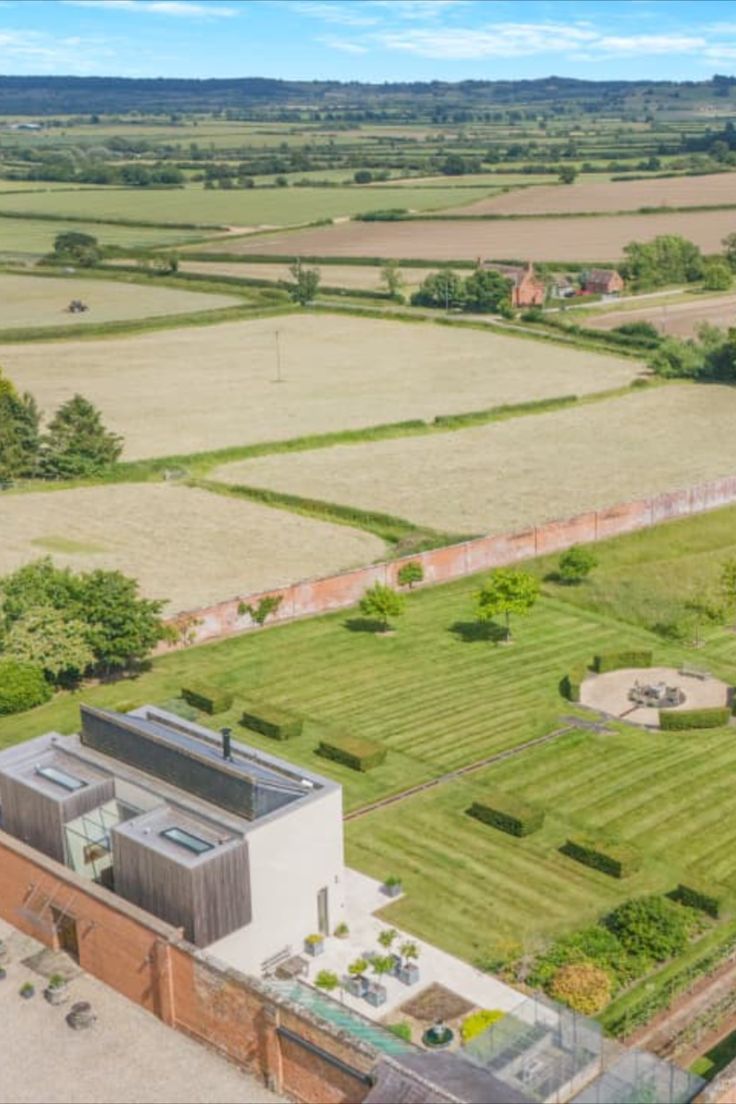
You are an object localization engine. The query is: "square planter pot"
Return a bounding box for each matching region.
[383,882,403,898]
[345,976,368,998]
[398,963,420,986]
[304,940,325,957]
[364,983,388,1008]
[388,954,402,977]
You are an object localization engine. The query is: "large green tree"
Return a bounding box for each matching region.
[40,394,123,478]
[0,370,40,482]
[462,268,512,313]
[289,259,321,305]
[411,268,465,310]
[622,235,703,289]
[3,605,93,685]
[476,568,540,640]
[52,230,100,266]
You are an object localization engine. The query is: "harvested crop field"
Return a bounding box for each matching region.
[228,209,736,262]
[585,291,736,338]
[214,384,736,535]
[179,259,432,291]
[1,313,637,460]
[447,171,736,216]
[0,272,239,330]
[0,483,384,613]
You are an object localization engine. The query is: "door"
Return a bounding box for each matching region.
[317,887,329,936]
[52,909,79,962]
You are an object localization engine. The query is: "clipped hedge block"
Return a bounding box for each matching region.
[659,707,730,731]
[562,838,641,879]
[593,650,653,674]
[241,701,303,741]
[317,735,386,772]
[0,660,52,715]
[562,664,589,703]
[672,880,727,919]
[467,791,544,837]
[181,683,233,716]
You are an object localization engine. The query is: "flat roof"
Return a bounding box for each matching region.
[0,746,111,802]
[112,802,242,868]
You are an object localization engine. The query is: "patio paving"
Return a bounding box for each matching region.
[298,869,525,1024]
[580,666,730,728]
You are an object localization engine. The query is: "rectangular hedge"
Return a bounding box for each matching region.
[467,791,544,837]
[593,650,653,673]
[562,664,589,703]
[317,735,386,772]
[659,707,731,731]
[561,837,641,879]
[241,702,303,741]
[181,683,233,716]
[672,880,727,919]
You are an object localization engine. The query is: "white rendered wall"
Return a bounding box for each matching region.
[208,785,345,974]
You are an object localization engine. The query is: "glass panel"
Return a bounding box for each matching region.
[36,765,86,791]
[160,826,213,854]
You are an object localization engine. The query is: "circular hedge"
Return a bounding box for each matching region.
[0,660,52,715]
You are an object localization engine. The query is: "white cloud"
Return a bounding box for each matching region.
[63,0,238,17]
[318,34,368,54]
[369,0,468,19]
[0,28,117,73]
[295,2,378,27]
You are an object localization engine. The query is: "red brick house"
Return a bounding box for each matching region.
[483,261,546,307]
[583,268,624,296]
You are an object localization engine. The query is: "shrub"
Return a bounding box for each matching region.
[672,881,726,919]
[240,701,303,740]
[314,970,339,992]
[605,896,690,961]
[461,1009,505,1044]
[593,650,653,673]
[388,1022,412,1041]
[180,683,233,715]
[562,838,641,879]
[317,735,387,772]
[561,664,589,702]
[0,660,52,715]
[659,707,730,730]
[397,561,424,589]
[558,546,598,584]
[613,321,661,342]
[549,962,612,1014]
[528,925,643,990]
[467,791,544,837]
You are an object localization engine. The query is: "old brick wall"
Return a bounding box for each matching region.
[163,474,736,651]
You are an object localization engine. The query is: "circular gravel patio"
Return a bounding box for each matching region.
[580,666,731,728]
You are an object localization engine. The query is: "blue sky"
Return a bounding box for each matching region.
[1,0,736,82]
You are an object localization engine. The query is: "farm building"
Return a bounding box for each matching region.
[583,268,624,295]
[484,261,546,307]
[0,704,344,968]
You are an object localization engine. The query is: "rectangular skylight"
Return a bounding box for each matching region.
[36,765,87,792]
[160,826,214,855]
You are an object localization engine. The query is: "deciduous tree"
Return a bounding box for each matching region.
[476,568,540,640]
[40,394,123,478]
[359,583,405,632]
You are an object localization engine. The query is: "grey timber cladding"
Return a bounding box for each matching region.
[0,769,114,864]
[111,827,251,946]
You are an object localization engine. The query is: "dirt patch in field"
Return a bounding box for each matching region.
[585,292,736,337]
[0,314,636,461]
[179,260,431,291]
[447,172,736,216]
[0,272,239,330]
[222,210,736,263]
[0,483,384,613]
[215,385,736,535]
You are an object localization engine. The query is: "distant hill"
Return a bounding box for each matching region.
[0,74,734,117]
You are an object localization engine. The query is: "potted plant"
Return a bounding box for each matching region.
[44,973,69,1006]
[333,922,349,939]
[345,958,369,998]
[365,955,392,1007]
[397,941,421,986]
[19,981,35,1000]
[314,970,339,993]
[383,874,403,899]
[377,927,401,975]
[304,933,325,957]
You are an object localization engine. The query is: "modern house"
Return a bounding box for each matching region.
[582,268,624,296]
[483,261,547,308]
[0,704,345,972]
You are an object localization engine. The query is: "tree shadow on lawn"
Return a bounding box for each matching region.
[344,617,391,634]
[449,620,508,644]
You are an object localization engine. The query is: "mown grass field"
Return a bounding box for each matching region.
[0,216,210,258]
[3,505,736,964]
[0,184,496,229]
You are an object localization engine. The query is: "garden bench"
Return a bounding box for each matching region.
[261,945,292,976]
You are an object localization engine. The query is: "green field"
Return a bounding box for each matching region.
[4,501,736,967]
[0,216,209,258]
[0,184,496,229]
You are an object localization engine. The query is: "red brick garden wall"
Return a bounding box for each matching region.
[164,474,736,650]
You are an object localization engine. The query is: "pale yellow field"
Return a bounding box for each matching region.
[0,272,240,331]
[214,385,736,535]
[0,313,637,460]
[585,292,736,338]
[179,259,432,291]
[0,483,384,613]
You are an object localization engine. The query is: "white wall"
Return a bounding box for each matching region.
[208,785,345,974]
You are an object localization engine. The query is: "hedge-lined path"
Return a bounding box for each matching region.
[344,715,613,822]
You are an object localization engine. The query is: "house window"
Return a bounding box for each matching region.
[36,765,87,792]
[160,827,213,854]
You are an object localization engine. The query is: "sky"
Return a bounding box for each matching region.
[2,0,736,83]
